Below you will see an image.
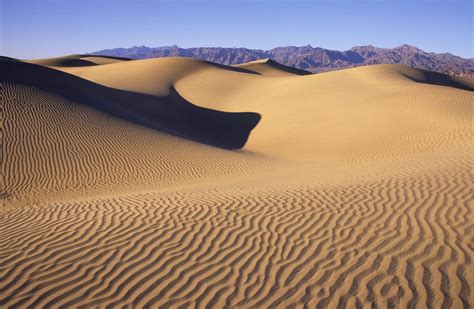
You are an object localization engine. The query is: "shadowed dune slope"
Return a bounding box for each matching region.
[1,57,473,308]
[398,66,474,91]
[0,60,260,149]
[0,81,273,206]
[26,54,131,67]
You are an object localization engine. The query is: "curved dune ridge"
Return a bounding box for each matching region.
[234,58,313,76]
[26,54,131,67]
[1,56,473,308]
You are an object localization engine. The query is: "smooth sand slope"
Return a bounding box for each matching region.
[0,56,473,308]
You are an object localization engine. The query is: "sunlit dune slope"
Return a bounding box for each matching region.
[49,57,472,160]
[1,56,472,308]
[175,62,473,159]
[53,57,259,96]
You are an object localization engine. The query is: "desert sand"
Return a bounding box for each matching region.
[1,55,473,308]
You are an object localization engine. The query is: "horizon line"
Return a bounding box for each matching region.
[90,43,470,59]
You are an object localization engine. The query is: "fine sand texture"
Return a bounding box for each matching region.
[1,56,473,308]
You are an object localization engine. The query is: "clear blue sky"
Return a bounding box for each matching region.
[1,0,472,59]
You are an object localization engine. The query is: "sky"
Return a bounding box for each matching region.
[0,0,472,59]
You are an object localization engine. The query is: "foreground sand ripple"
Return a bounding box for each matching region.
[1,165,472,308]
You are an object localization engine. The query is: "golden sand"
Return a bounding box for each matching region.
[1,55,473,307]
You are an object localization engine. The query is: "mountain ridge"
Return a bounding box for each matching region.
[91,44,474,77]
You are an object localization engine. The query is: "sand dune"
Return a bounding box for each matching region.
[1,60,260,149]
[1,56,473,308]
[234,58,313,76]
[26,54,131,67]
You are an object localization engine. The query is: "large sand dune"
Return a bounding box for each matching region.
[1,56,473,308]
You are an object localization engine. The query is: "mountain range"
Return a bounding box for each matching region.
[91,44,473,77]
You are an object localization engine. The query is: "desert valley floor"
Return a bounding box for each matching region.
[0,55,473,308]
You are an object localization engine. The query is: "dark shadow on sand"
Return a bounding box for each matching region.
[0,59,260,149]
[262,59,313,75]
[401,70,473,92]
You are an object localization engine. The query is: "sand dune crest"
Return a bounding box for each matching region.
[234,58,313,76]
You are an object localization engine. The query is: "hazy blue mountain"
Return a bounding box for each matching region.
[91,44,474,77]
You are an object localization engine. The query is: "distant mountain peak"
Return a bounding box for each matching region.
[91,44,473,77]
[395,44,421,51]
